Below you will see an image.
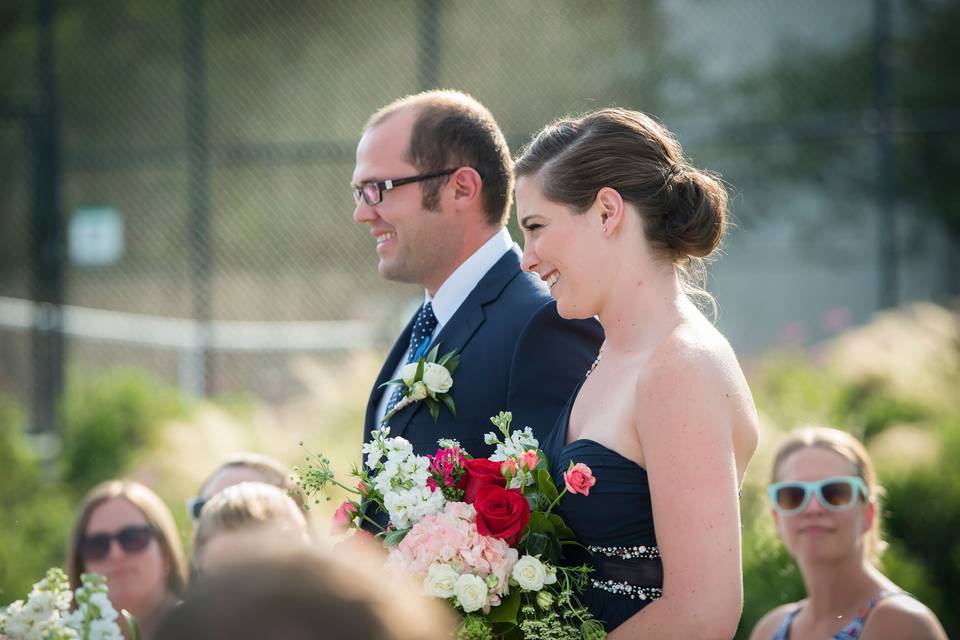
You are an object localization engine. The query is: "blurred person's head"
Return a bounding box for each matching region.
[189,452,302,525]
[157,549,455,640]
[514,107,727,320]
[769,426,884,567]
[352,89,513,295]
[67,480,187,633]
[192,481,309,575]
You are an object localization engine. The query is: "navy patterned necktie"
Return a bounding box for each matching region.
[384,302,438,417]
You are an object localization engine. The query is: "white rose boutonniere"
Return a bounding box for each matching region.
[380,343,460,425]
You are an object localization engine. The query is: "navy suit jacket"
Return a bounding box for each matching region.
[363,245,604,460]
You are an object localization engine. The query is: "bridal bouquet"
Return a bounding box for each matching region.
[0,568,131,640]
[298,412,606,640]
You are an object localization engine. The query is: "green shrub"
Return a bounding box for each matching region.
[0,397,72,602]
[58,369,185,495]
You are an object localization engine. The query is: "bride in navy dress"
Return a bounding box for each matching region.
[514,108,760,638]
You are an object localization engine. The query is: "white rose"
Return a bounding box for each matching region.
[511,555,547,591]
[424,563,459,599]
[408,381,428,401]
[454,573,488,613]
[399,363,419,386]
[422,363,453,394]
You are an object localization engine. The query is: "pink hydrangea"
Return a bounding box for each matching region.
[386,501,518,608]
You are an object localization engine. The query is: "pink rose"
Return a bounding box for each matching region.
[357,480,368,495]
[519,449,539,471]
[500,458,518,477]
[563,463,596,496]
[331,500,358,534]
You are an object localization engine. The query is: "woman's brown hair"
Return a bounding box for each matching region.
[67,480,188,596]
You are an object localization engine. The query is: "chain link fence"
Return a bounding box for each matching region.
[1,0,957,428]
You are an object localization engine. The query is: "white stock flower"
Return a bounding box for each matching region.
[511,555,547,591]
[489,428,539,462]
[87,592,118,621]
[483,432,499,445]
[454,573,488,613]
[88,618,124,640]
[424,563,460,599]
[422,363,453,394]
[399,362,419,385]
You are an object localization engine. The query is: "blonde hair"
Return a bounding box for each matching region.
[194,482,306,555]
[67,480,188,596]
[199,452,304,508]
[771,426,887,564]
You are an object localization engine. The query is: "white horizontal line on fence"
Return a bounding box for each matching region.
[0,296,375,351]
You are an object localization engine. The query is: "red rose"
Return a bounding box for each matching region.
[473,485,530,546]
[463,458,506,503]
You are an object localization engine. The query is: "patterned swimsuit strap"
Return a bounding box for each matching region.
[835,589,907,640]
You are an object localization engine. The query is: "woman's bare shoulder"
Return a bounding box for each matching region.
[748,602,801,640]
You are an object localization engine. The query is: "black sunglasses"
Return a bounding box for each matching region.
[352,168,458,206]
[81,525,155,561]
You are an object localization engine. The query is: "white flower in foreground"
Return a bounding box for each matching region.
[88,618,124,640]
[454,574,489,613]
[512,555,547,591]
[424,563,460,599]
[422,362,453,394]
[408,381,428,401]
[399,362,419,385]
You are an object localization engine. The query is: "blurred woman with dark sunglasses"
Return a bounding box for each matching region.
[749,427,945,640]
[67,480,188,639]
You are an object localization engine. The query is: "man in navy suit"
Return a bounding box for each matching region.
[352,89,603,463]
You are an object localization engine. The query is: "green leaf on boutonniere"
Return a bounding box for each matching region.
[428,398,440,423]
[441,393,457,419]
[426,342,441,363]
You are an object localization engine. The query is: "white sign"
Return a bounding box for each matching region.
[69,206,124,266]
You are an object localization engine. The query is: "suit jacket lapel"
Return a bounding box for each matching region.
[389,246,523,439]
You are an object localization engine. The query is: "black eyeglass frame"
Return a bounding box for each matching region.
[80,525,156,560]
[352,167,458,206]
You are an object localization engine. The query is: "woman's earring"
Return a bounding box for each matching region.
[602,225,608,233]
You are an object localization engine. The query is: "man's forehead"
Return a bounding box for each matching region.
[354,110,417,180]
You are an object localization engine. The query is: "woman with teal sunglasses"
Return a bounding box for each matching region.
[749,427,945,640]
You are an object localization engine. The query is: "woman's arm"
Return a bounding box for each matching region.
[608,347,746,640]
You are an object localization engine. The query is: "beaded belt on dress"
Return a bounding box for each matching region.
[587,544,664,602]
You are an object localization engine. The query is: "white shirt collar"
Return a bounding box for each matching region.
[426,227,513,327]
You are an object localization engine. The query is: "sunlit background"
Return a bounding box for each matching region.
[1,1,958,637]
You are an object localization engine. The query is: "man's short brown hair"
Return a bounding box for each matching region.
[367,90,513,227]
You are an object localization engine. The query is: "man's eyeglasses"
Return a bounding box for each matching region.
[80,525,155,561]
[768,476,868,516]
[352,168,458,206]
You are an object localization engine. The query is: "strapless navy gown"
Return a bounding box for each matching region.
[543,381,663,632]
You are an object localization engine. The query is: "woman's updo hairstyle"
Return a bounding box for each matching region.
[515,108,727,265]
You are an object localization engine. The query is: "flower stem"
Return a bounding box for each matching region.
[543,488,568,517]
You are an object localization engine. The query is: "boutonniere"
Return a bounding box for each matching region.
[381,343,460,425]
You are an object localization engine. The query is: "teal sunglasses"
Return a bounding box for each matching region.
[768,476,868,516]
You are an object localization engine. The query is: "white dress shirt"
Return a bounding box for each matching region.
[375,227,514,426]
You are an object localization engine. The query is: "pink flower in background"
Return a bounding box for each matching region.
[331,500,358,535]
[519,449,539,471]
[500,458,518,477]
[563,463,596,496]
[357,480,368,495]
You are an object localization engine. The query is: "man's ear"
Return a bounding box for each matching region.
[452,166,483,205]
[595,187,624,234]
